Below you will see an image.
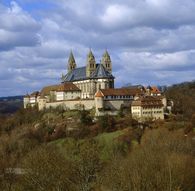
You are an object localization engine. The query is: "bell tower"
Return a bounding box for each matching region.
[101,50,112,73]
[86,49,96,77]
[68,51,76,72]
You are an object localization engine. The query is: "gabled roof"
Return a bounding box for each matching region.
[95,90,104,97]
[40,82,80,96]
[99,88,143,96]
[132,96,163,107]
[62,64,114,82]
[145,86,161,94]
[151,86,161,94]
[91,64,113,79]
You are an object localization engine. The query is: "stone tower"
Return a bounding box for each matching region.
[68,51,77,72]
[101,50,112,73]
[86,49,96,77]
[95,90,104,116]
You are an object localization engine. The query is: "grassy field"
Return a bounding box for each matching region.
[50,129,136,160]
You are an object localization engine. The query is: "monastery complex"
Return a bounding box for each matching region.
[24,50,173,121]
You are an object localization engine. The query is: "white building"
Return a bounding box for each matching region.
[40,82,81,102]
[23,91,40,108]
[95,88,144,116]
[131,96,164,121]
[24,83,81,110]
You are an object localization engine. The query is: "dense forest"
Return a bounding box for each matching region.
[0,81,194,191]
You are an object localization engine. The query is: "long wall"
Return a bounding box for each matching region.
[104,100,132,110]
[44,99,95,110]
[95,99,132,116]
[40,98,133,116]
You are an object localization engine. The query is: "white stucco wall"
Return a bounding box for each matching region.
[23,97,30,109]
[73,78,114,99]
[30,97,36,103]
[56,92,64,101]
[132,106,164,120]
[56,91,81,101]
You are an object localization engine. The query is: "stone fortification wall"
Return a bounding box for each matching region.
[104,100,132,110]
[95,99,132,116]
[40,98,132,117]
[44,99,95,110]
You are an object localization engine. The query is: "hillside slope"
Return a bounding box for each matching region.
[165,81,195,119]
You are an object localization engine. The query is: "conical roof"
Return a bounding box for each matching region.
[103,50,110,59]
[87,49,95,59]
[68,51,76,63]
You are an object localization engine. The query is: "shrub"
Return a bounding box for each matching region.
[97,115,116,132]
[79,110,93,126]
[103,128,195,191]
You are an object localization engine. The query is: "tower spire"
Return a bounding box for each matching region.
[86,49,96,77]
[67,50,76,72]
[101,49,112,73]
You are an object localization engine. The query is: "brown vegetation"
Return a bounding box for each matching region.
[103,128,195,191]
[0,82,195,191]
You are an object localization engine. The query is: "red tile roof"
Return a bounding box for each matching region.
[95,91,104,97]
[132,96,163,107]
[100,88,143,96]
[40,82,80,96]
[151,86,161,94]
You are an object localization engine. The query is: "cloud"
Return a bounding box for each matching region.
[0,1,41,51]
[100,4,134,29]
[114,49,195,87]
[0,0,195,96]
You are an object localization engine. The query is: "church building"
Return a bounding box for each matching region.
[61,50,115,99]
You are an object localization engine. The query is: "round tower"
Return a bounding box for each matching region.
[95,90,104,116]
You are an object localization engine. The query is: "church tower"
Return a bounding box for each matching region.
[101,50,112,73]
[68,51,76,73]
[86,49,96,77]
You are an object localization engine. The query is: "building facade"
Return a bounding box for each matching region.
[24,91,40,108]
[95,88,144,116]
[61,50,114,99]
[23,50,172,120]
[131,96,164,120]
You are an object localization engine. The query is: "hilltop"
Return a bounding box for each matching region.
[0,81,194,190]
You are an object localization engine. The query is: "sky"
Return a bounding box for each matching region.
[0,0,195,97]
